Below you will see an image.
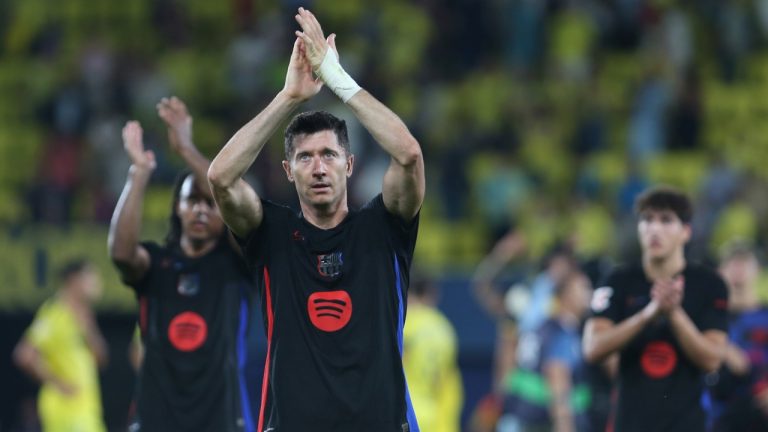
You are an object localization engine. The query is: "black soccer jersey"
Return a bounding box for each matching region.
[128,237,257,432]
[239,194,420,432]
[591,263,728,432]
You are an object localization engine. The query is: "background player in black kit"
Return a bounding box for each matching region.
[109,97,258,432]
[207,7,425,432]
[582,186,728,432]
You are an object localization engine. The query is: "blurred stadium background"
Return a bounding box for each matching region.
[3,0,768,430]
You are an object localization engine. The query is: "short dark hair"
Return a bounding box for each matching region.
[541,242,576,270]
[634,186,693,224]
[57,258,92,283]
[165,170,227,248]
[284,111,350,160]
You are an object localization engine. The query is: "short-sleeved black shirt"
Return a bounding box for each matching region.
[238,194,420,432]
[128,237,257,432]
[591,263,728,432]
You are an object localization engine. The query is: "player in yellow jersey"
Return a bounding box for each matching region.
[403,273,464,432]
[13,258,108,432]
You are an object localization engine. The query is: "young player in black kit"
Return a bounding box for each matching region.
[582,186,728,432]
[109,97,258,432]
[207,8,425,432]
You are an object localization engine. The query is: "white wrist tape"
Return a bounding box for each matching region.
[315,49,361,103]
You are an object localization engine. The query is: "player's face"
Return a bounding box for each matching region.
[637,209,690,260]
[720,255,759,302]
[177,175,225,243]
[563,274,592,317]
[283,130,353,209]
[75,266,103,302]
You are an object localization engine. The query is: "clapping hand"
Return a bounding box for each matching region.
[122,121,155,171]
[157,96,193,155]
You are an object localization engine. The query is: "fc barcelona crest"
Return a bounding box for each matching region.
[177,273,200,296]
[317,252,343,278]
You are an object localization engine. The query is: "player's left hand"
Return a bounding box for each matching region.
[157,96,193,154]
[294,7,339,71]
[652,276,684,313]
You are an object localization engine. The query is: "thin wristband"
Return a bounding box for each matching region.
[315,49,362,103]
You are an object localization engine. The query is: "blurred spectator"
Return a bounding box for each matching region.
[517,244,581,334]
[713,0,751,82]
[666,67,702,151]
[704,242,768,431]
[628,68,670,161]
[498,271,593,432]
[548,1,598,83]
[403,273,463,432]
[473,229,580,329]
[27,133,82,225]
[13,258,108,432]
[500,0,546,75]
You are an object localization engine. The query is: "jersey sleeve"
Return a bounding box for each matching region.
[363,194,420,259]
[590,269,625,323]
[235,200,289,268]
[694,271,729,333]
[127,241,163,295]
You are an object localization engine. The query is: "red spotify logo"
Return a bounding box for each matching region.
[308,290,352,332]
[641,341,677,379]
[168,311,208,352]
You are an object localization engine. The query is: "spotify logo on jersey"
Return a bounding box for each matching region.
[308,290,352,332]
[641,341,677,379]
[168,311,208,352]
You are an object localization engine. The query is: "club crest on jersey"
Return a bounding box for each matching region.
[317,252,343,278]
[177,274,200,296]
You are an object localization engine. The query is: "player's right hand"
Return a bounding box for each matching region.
[122,121,156,171]
[282,37,323,102]
[157,96,193,155]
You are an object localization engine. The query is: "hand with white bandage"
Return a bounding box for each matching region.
[294,7,361,102]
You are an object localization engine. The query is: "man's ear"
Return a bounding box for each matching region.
[282,160,294,182]
[683,223,692,243]
[346,154,354,178]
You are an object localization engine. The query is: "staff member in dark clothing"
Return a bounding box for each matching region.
[109,97,258,432]
[207,7,425,432]
[582,186,728,432]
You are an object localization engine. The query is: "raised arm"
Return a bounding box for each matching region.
[208,37,323,237]
[294,7,425,220]
[349,92,425,220]
[157,96,211,197]
[108,122,154,283]
[471,229,527,319]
